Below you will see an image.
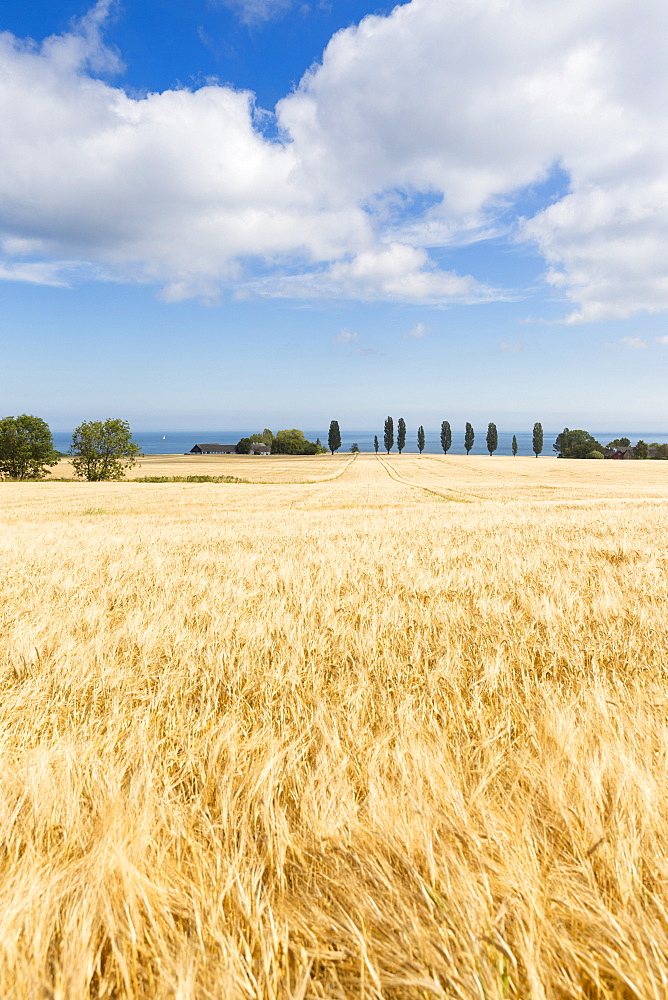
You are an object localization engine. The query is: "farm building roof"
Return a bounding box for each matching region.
[190,443,237,454]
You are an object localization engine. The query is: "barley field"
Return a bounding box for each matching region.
[48,453,352,484]
[2,454,668,999]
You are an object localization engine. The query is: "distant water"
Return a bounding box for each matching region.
[52,429,668,457]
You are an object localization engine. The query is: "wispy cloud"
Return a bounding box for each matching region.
[333,328,359,345]
[618,336,648,349]
[655,335,668,345]
[217,0,294,26]
[500,340,522,353]
[0,262,72,287]
[404,322,428,339]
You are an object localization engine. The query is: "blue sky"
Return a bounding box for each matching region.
[1,0,668,432]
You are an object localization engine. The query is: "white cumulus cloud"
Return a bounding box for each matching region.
[1,0,668,319]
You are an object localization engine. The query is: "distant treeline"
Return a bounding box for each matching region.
[327,419,668,459]
[2,415,667,482]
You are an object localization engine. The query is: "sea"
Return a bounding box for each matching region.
[51,429,668,458]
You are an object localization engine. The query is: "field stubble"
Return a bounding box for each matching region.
[2,455,668,998]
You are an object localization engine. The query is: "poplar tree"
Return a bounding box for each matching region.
[440,420,452,454]
[532,421,543,457]
[374,435,379,454]
[417,425,425,453]
[397,417,406,454]
[383,416,394,454]
[512,434,518,456]
[486,422,498,456]
[464,422,475,455]
[327,420,341,455]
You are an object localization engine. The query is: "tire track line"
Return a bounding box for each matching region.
[374,454,482,503]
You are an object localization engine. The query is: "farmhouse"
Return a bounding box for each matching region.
[188,442,271,455]
[606,446,635,460]
[189,443,237,454]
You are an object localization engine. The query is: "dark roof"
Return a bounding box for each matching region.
[190,443,237,454]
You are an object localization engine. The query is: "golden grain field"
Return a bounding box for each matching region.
[3,454,668,999]
[48,453,353,484]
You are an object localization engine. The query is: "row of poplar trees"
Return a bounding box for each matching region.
[327,419,545,455]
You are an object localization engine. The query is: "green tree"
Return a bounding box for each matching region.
[607,437,630,449]
[384,416,394,454]
[350,442,360,453]
[440,420,452,454]
[0,414,59,480]
[272,429,320,455]
[236,437,252,454]
[512,434,518,457]
[397,417,406,454]
[417,425,425,454]
[553,427,569,456]
[262,428,273,447]
[553,428,603,459]
[635,439,649,460]
[486,422,498,456]
[649,443,668,459]
[328,420,341,455]
[464,422,474,455]
[374,435,379,454]
[532,421,543,458]
[70,419,141,481]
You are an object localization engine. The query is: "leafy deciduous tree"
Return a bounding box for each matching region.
[272,429,321,455]
[486,422,498,456]
[417,425,425,453]
[350,442,360,453]
[70,419,141,481]
[532,421,544,458]
[236,437,252,454]
[0,414,58,480]
[553,428,604,459]
[635,439,649,460]
[464,422,474,455]
[440,420,452,455]
[607,437,630,449]
[384,416,394,454]
[397,418,406,454]
[328,420,341,455]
